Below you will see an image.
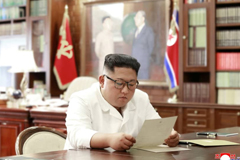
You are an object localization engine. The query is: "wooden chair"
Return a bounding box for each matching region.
[15,126,66,155]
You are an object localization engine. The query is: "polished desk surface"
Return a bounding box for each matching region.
[2,127,240,160]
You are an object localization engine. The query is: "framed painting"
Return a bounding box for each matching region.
[81,0,170,86]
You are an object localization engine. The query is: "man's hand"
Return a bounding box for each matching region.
[90,132,136,151]
[108,133,136,151]
[164,130,179,147]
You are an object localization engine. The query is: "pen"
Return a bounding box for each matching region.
[178,141,189,145]
[196,132,217,137]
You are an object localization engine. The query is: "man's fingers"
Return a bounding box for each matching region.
[169,131,178,138]
[123,138,134,147]
[169,135,178,142]
[121,143,131,150]
[165,131,180,147]
[125,134,136,143]
[164,138,168,143]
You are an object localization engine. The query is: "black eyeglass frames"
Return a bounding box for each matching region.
[103,74,139,90]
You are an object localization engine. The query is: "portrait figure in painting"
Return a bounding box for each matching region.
[132,10,155,80]
[95,16,114,75]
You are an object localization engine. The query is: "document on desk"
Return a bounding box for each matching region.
[132,116,190,152]
[179,139,240,146]
[135,144,190,153]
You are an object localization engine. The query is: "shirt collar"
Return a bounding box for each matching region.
[96,83,110,112]
[137,23,145,34]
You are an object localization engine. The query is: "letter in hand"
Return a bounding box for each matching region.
[164,130,180,147]
[109,133,136,151]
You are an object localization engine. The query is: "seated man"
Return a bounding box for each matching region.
[64,53,179,151]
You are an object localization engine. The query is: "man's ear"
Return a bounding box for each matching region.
[99,75,104,88]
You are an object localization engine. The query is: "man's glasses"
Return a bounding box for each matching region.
[104,75,139,90]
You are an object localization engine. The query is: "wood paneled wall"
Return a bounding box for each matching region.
[67,0,81,75]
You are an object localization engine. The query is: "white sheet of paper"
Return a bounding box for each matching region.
[133,116,178,149]
[137,144,190,153]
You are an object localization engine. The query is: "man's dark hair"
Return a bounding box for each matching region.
[102,16,111,23]
[104,54,140,75]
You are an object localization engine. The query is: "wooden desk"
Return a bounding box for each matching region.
[152,101,240,133]
[0,106,30,157]
[2,127,240,160]
[30,107,67,133]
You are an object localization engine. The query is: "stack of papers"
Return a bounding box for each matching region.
[44,99,68,107]
[29,98,68,108]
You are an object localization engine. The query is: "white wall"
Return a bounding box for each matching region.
[0,36,26,90]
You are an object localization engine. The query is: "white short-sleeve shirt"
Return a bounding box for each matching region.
[64,82,160,150]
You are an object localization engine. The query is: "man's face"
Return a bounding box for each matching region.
[134,12,144,27]
[99,67,137,109]
[103,18,113,31]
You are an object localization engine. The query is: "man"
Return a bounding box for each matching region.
[64,54,179,151]
[95,16,114,75]
[132,10,154,79]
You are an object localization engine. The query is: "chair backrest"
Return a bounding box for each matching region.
[64,76,98,101]
[15,126,66,155]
